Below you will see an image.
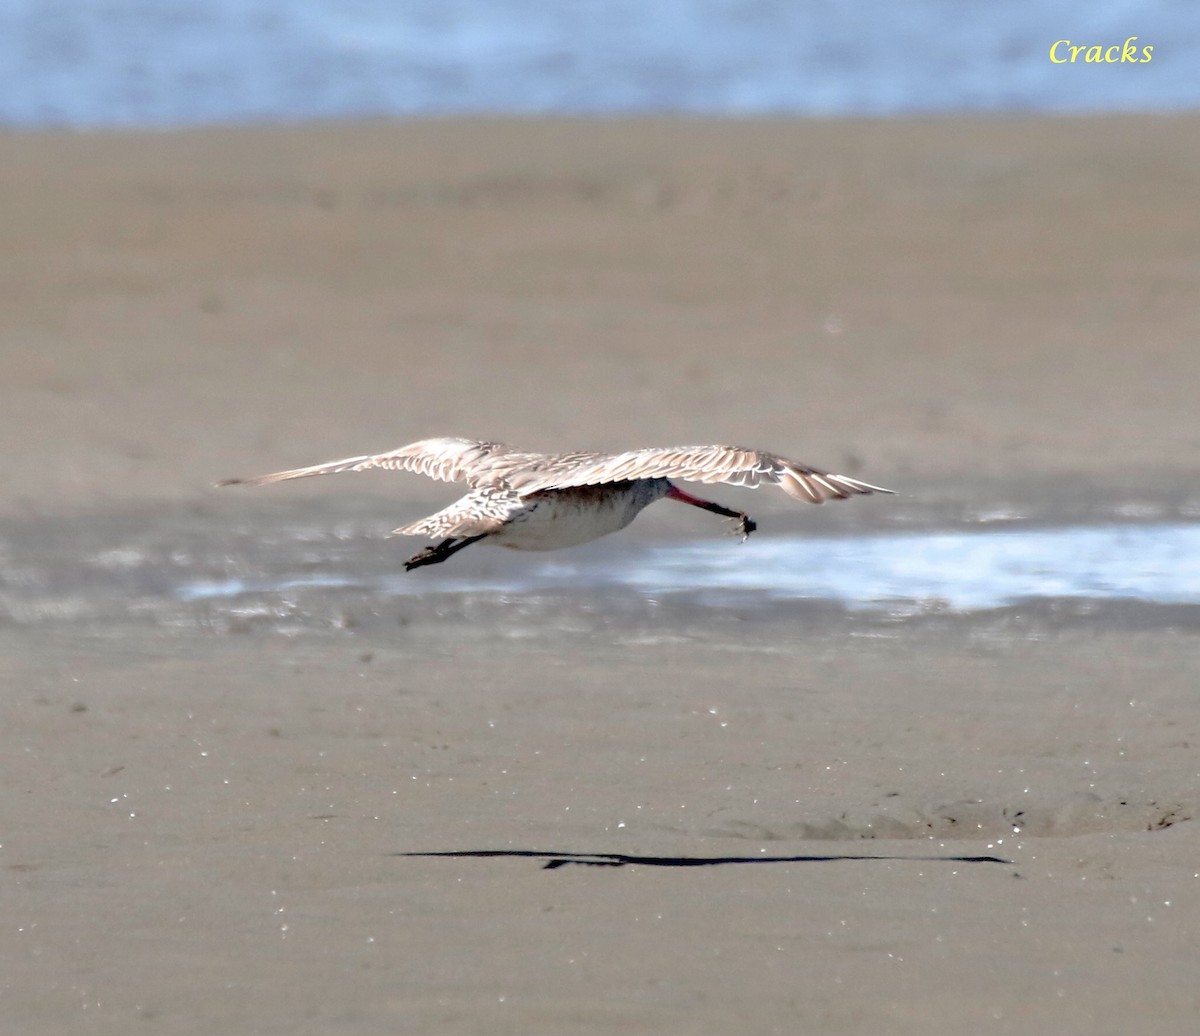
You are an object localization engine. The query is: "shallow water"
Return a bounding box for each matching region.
[0,0,1196,127]
[4,497,1200,636]
[175,522,1200,612]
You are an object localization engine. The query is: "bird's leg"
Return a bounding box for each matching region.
[404,534,487,571]
[665,485,757,540]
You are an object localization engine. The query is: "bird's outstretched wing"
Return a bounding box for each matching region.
[217,437,514,489]
[509,445,893,503]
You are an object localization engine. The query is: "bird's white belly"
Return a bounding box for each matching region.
[488,491,647,551]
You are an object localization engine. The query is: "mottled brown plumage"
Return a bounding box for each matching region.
[218,437,892,570]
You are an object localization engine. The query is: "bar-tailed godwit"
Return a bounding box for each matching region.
[219,438,892,570]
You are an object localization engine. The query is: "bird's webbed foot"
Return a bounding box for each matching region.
[404,544,446,571]
[404,534,487,572]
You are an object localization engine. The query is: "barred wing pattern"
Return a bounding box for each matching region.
[506,445,891,503]
[217,437,513,489]
[390,485,528,539]
[219,439,892,504]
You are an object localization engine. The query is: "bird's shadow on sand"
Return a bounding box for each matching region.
[396,849,1011,871]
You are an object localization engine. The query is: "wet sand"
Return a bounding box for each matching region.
[5,624,1200,1034]
[3,116,1200,1034]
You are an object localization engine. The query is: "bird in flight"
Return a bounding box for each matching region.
[219,437,892,571]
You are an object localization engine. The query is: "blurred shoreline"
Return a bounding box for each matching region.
[3,2,1196,128]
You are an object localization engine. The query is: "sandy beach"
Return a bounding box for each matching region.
[3,115,1200,1034]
